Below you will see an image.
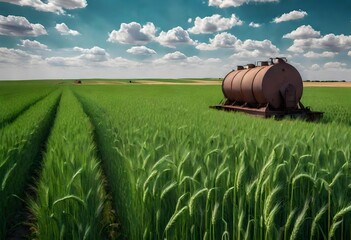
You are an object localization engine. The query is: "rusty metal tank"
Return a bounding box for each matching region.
[222,58,303,109]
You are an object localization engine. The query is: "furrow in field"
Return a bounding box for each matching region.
[0,90,61,239]
[29,89,116,239]
[75,92,138,239]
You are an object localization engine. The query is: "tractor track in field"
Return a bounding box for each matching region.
[74,91,121,239]
[6,92,62,240]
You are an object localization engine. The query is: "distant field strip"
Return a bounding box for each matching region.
[135,80,221,85]
[29,90,115,239]
[81,79,222,85]
[304,82,351,87]
[0,91,61,238]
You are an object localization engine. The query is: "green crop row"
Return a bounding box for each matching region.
[0,90,61,238]
[29,89,116,239]
[75,85,351,240]
[0,84,54,127]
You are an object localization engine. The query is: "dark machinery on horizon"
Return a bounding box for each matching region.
[211,57,323,120]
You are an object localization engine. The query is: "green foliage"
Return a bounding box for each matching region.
[0,91,61,238]
[29,89,115,239]
[1,81,351,240]
[302,87,351,126]
[75,84,351,240]
[0,82,55,127]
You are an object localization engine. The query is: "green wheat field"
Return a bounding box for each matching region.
[0,80,350,240]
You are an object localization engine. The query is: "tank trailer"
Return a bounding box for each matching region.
[211,57,323,120]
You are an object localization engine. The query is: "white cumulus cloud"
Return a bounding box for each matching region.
[155,51,222,67]
[249,22,261,28]
[0,15,47,36]
[196,32,237,50]
[55,23,80,36]
[0,0,87,14]
[273,10,307,23]
[185,56,221,65]
[104,57,140,68]
[303,51,337,58]
[196,32,279,58]
[46,46,114,66]
[310,64,320,71]
[50,0,87,9]
[287,33,351,53]
[73,46,109,62]
[46,56,80,67]
[157,26,195,48]
[107,22,156,45]
[348,51,351,56]
[196,43,216,51]
[283,25,320,39]
[188,14,243,34]
[45,45,141,69]
[126,46,156,55]
[233,39,280,58]
[17,39,50,51]
[163,51,187,61]
[208,0,278,8]
[0,47,42,64]
[324,61,347,69]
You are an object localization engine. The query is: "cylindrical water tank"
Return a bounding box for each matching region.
[222,58,303,109]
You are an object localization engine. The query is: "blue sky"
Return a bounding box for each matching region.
[0,0,350,80]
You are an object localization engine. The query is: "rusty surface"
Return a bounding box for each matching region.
[241,66,265,103]
[232,68,251,102]
[222,70,240,99]
[262,62,302,108]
